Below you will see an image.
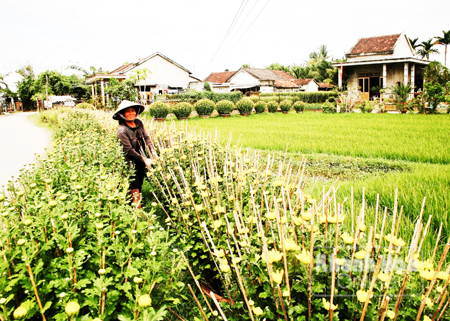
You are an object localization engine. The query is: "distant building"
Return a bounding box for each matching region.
[204,68,319,94]
[333,33,430,100]
[86,52,201,105]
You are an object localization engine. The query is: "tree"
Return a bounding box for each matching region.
[17,75,37,111]
[129,68,151,104]
[422,61,450,113]
[241,64,250,68]
[417,38,439,60]
[408,37,420,51]
[105,78,138,108]
[434,30,450,67]
[203,81,212,92]
[16,65,35,78]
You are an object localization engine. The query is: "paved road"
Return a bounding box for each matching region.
[0,112,52,188]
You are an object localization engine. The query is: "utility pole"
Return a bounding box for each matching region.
[45,74,49,113]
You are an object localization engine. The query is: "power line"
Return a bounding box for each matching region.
[213,0,271,69]
[202,0,248,73]
[224,0,260,50]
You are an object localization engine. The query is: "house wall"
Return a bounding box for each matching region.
[211,85,231,93]
[228,70,260,86]
[260,86,275,93]
[305,81,319,92]
[125,55,193,88]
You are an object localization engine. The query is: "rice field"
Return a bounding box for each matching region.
[185,112,450,164]
[173,112,450,251]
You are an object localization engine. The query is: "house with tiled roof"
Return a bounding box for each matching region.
[291,78,319,92]
[205,68,316,94]
[87,52,200,105]
[333,33,430,100]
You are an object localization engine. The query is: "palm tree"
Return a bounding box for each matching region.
[408,37,420,52]
[434,30,450,66]
[417,39,439,60]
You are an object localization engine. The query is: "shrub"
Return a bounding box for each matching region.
[75,102,95,110]
[216,100,235,115]
[322,100,337,113]
[166,91,242,104]
[279,99,292,112]
[172,102,193,119]
[293,101,306,113]
[149,101,170,119]
[236,98,255,115]
[194,98,215,116]
[254,101,267,114]
[267,101,278,113]
[249,95,259,103]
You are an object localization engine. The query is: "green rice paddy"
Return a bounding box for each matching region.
[179,112,450,252]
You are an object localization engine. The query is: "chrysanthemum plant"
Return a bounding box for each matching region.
[140,119,450,321]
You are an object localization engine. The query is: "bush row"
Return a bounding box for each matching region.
[145,98,312,119]
[259,91,338,103]
[163,91,243,104]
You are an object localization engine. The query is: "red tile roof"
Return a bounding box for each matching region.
[292,78,314,86]
[110,63,135,75]
[348,34,401,56]
[318,82,334,88]
[205,71,236,83]
[272,70,296,80]
[275,80,299,88]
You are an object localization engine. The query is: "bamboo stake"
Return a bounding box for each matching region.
[437,296,450,321]
[378,296,390,321]
[431,223,443,263]
[210,291,228,321]
[181,252,214,315]
[26,264,46,321]
[431,291,448,321]
[415,243,450,321]
[359,256,382,321]
[329,249,337,321]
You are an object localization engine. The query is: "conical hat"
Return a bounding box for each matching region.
[112,100,145,120]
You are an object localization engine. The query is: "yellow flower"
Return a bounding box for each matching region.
[358,222,366,232]
[392,237,406,247]
[335,258,345,266]
[356,290,373,303]
[421,295,433,307]
[232,257,242,264]
[211,220,222,229]
[378,272,389,282]
[272,269,284,284]
[194,204,203,212]
[386,310,395,319]
[266,212,276,220]
[138,294,152,308]
[295,250,311,265]
[421,260,434,271]
[355,250,367,260]
[284,239,300,251]
[302,211,313,221]
[214,249,225,258]
[384,248,396,254]
[341,232,354,244]
[255,254,261,263]
[437,286,444,293]
[420,270,435,281]
[292,216,303,226]
[252,306,263,316]
[437,271,449,280]
[239,240,248,247]
[263,249,283,263]
[214,205,225,213]
[327,215,345,224]
[322,298,338,311]
[396,270,404,275]
[13,306,27,320]
[246,216,256,224]
[65,301,80,317]
[424,316,431,321]
[220,262,231,273]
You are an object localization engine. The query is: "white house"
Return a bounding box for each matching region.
[87,52,201,105]
[292,78,319,92]
[333,33,430,100]
[204,68,313,94]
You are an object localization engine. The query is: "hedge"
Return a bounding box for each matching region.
[165,91,242,104]
[259,91,338,103]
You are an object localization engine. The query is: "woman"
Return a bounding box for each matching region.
[113,100,154,208]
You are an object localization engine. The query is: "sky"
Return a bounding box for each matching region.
[0,0,448,80]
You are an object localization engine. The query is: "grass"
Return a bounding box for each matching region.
[181,112,450,164]
[156,112,450,252]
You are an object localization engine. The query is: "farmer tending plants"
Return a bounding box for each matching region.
[113,100,155,208]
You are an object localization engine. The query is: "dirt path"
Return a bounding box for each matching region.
[0,112,52,188]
